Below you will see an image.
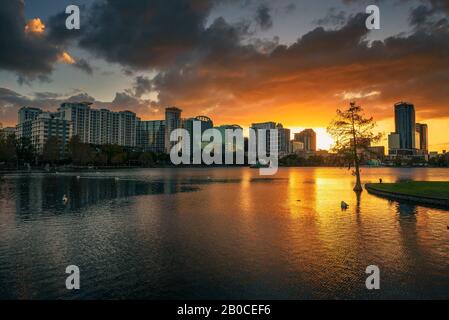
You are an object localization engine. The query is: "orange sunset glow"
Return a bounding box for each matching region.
[24,18,45,34]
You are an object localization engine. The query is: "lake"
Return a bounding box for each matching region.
[0,167,448,299]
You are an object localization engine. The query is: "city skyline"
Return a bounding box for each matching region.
[1,0,449,152]
[3,99,440,155]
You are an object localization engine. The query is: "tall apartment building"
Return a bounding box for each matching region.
[57,102,138,147]
[416,123,428,154]
[165,107,182,153]
[30,112,72,156]
[18,107,42,124]
[137,120,166,153]
[388,132,401,155]
[16,107,72,157]
[250,122,278,156]
[276,123,291,155]
[16,107,43,140]
[57,102,91,142]
[294,129,317,152]
[394,102,416,150]
[216,124,244,153]
[183,116,214,156]
[118,111,138,147]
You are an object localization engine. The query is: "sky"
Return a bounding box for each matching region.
[1,0,449,151]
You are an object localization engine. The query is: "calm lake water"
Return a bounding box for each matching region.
[0,167,448,299]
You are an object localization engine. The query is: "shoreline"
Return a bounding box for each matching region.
[365,183,449,208]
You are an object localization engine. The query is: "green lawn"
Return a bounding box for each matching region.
[367,182,449,199]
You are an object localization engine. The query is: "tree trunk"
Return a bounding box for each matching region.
[350,106,363,192]
[353,161,363,192]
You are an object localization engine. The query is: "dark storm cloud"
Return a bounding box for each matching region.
[0,0,94,82]
[410,5,435,25]
[315,8,347,27]
[133,76,153,98]
[66,92,96,103]
[45,0,266,70]
[0,88,28,105]
[255,4,273,30]
[428,0,449,13]
[68,0,216,69]
[0,0,60,81]
[73,58,94,75]
[33,92,64,99]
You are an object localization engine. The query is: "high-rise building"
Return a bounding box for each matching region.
[16,107,43,141]
[18,107,42,124]
[294,129,317,151]
[16,108,72,157]
[416,123,428,154]
[118,111,138,147]
[394,102,416,150]
[251,122,278,155]
[137,120,166,153]
[58,103,138,147]
[58,102,92,143]
[216,124,244,154]
[388,132,400,155]
[276,123,291,155]
[183,116,214,156]
[30,112,72,156]
[165,107,182,153]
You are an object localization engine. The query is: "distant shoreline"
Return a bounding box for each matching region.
[2,165,449,175]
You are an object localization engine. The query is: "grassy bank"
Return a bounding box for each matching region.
[366,182,449,200]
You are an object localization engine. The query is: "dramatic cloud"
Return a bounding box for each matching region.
[255,4,273,30]
[0,1,60,81]
[428,0,449,13]
[147,10,449,126]
[314,8,347,27]
[133,76,153,98]
[0,0,93,81]
[58,52,76,65]
[64,0,216,69]
[24,18,46,34]
[39,0,449,127]
[73,58,94,75]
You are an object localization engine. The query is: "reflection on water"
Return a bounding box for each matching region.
[5,175,200,215]
[0,168,448,299]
